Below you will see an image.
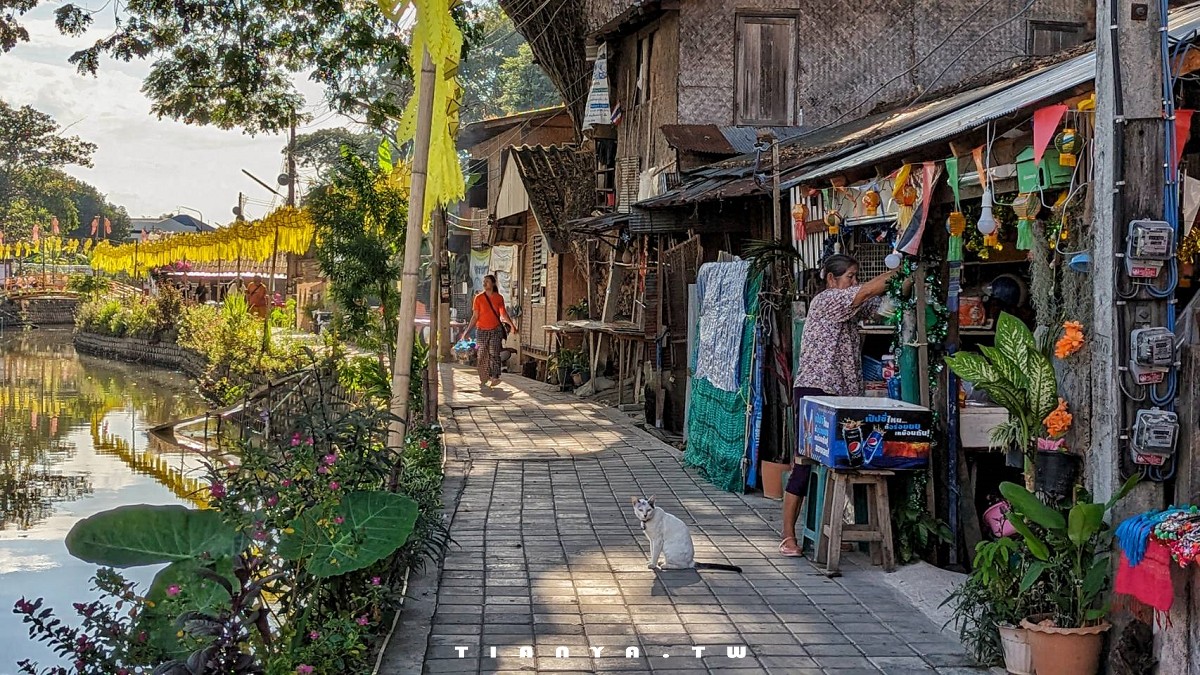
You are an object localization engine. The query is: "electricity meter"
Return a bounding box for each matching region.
[1129,327,1175,385]
[1131,408,1178,466]
[1124,220,1175,279]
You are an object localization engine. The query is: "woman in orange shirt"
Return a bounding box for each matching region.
[460,274,518,387]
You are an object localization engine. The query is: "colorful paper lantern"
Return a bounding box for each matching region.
[1012,193,1040,251]
[946,212,966,237]
[791,202,809,242]
[824,210,843,236]
[1054,128,1080,167]
[862,189,881,216]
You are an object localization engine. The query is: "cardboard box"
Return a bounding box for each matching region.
[799,396,933,470]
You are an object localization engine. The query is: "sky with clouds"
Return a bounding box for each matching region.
[0,6,349,225]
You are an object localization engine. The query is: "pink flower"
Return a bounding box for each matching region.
[209,483,226,499]
[323,453,337,465]
[281,479,292,488]
[317,466,329,475]
[371,576,381,586]
[308,631,320,640]
[357,615,369,626]
[334,516,344,525]
[419,440,429,449]
[166,585,181,597]
[305,437,314,445]
[328,481,340,491]
[291,433,301,447]
[296,666,314,675]
[267,495,279,507]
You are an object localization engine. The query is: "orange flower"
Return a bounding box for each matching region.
[1043,398,1073,438]
[1055,321,1085,359]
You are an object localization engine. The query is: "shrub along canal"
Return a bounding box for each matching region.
[0,329,209,671]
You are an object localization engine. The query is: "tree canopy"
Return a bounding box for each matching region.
[459,1,559,123]
[289,129,378,183]
[0,101,125,241]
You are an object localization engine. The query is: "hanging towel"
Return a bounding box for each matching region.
[694,259,751,392]
[1115,544,1174,612]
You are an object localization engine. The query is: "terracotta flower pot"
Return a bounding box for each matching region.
[997,624,1033,675]
[760,460,789,500]
[1020,615,1110,675]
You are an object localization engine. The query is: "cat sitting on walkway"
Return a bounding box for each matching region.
[631,496,742,572]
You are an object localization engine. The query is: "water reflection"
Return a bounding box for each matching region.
[0,329,210,671]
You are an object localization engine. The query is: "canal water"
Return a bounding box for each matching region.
[0,329,210,672]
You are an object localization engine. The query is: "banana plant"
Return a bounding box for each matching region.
[944,312,1058,459]
[998,475,1139,628]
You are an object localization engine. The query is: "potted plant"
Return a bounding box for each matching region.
[945,313,1078,488]
[1000,475,1139,675]
[943,537,1044,673]
[566,299,589,320]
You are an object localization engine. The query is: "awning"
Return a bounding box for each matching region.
[786,3,1200,187]
[567,212,628,236]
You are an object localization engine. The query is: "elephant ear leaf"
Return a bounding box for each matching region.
[65,505,241,567]
[995,312,1035,377]
[279,491,419,578]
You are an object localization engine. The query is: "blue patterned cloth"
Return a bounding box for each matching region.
[693,260,750,392]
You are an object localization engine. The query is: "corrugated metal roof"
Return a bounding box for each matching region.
[788,3,1200,186]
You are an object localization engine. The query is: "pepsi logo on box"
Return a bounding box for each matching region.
[799,396,932,470]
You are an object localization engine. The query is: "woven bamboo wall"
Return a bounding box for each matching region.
[674,0,1094,127]
[612,12,680,171]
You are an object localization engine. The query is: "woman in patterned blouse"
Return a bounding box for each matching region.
[779,254,904,557]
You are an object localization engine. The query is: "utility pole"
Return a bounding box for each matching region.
[388,48,438,453]
[1092,0,1166,518]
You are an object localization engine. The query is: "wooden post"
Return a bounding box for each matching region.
[1092,0,1165,517]
[427,208,445,423]
[771,136,782,242]
[388,48,438,453]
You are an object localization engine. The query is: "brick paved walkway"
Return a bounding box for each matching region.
[400,365,984,675]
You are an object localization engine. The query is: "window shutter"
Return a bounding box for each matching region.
[531,234,546,303]
[467,158,488,209]
[736,16,797,126]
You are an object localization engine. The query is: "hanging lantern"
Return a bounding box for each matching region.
[895,182,918,228]
[1011,193,1040,250]
[946,212,967,237]
[884,251,902,269]
[862,189,881,216]
[1054,128,1080,167]
[791,201,809,242]
[824,210,843,236]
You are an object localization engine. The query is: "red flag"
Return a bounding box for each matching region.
[1174,110,1195,174]
[90,216,99,236]
[141,229,149,242]
[50,216,59,235]
[103,217,111,235]
[32,223,39,244]
[1033,104,1068,167]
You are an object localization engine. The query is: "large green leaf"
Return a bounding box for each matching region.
[1083,556,1111,599]
[1005,512,1050,561]
[1000,482,1066,532]
[1068,503,1106,546]
[980,345,1026,389]
[1106,474,1141,512]
[65,505,241,567]
[147,558,235,612]
[279,491,419,578]
[1020,560,1050,593]
[1027,348,1059,421]
[996,312,1035,376]
[978,379,1029,418]
[944,352,1002,385]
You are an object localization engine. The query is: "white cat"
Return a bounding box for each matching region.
[631,496,742,572]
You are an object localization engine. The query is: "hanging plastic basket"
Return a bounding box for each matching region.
[1034,450,1082,497]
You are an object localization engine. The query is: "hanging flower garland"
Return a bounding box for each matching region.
[88,207,315,277]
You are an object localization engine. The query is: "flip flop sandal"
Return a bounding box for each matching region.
[779,537,804,557]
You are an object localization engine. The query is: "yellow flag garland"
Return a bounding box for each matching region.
[88,207,316,277]
[393,0,466,231]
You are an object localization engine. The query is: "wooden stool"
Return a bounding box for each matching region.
[815,469,896,576]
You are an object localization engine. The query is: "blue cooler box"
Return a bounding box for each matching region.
[799,396,932,470]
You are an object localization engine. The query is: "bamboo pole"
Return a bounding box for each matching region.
[388,48,438,453]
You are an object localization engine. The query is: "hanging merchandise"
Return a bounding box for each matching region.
[862,188,881,216]
[1053,128,1081,167]
[822,188,843,235]
[791,197,808,243]
[1011,193,1040,250]
[946,157,965,264]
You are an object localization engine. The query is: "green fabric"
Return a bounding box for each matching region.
[685,275,761,493]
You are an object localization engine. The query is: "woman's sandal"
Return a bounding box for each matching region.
[779,537,804,558]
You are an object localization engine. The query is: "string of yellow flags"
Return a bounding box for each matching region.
[88,207,315,277]
[0,236,91,259]
[385,0,466,231]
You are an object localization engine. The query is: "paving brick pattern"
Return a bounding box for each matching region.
[419,365,982,675]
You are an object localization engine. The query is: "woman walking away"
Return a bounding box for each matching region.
[460,274,518,388]
[779,254,907,557]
